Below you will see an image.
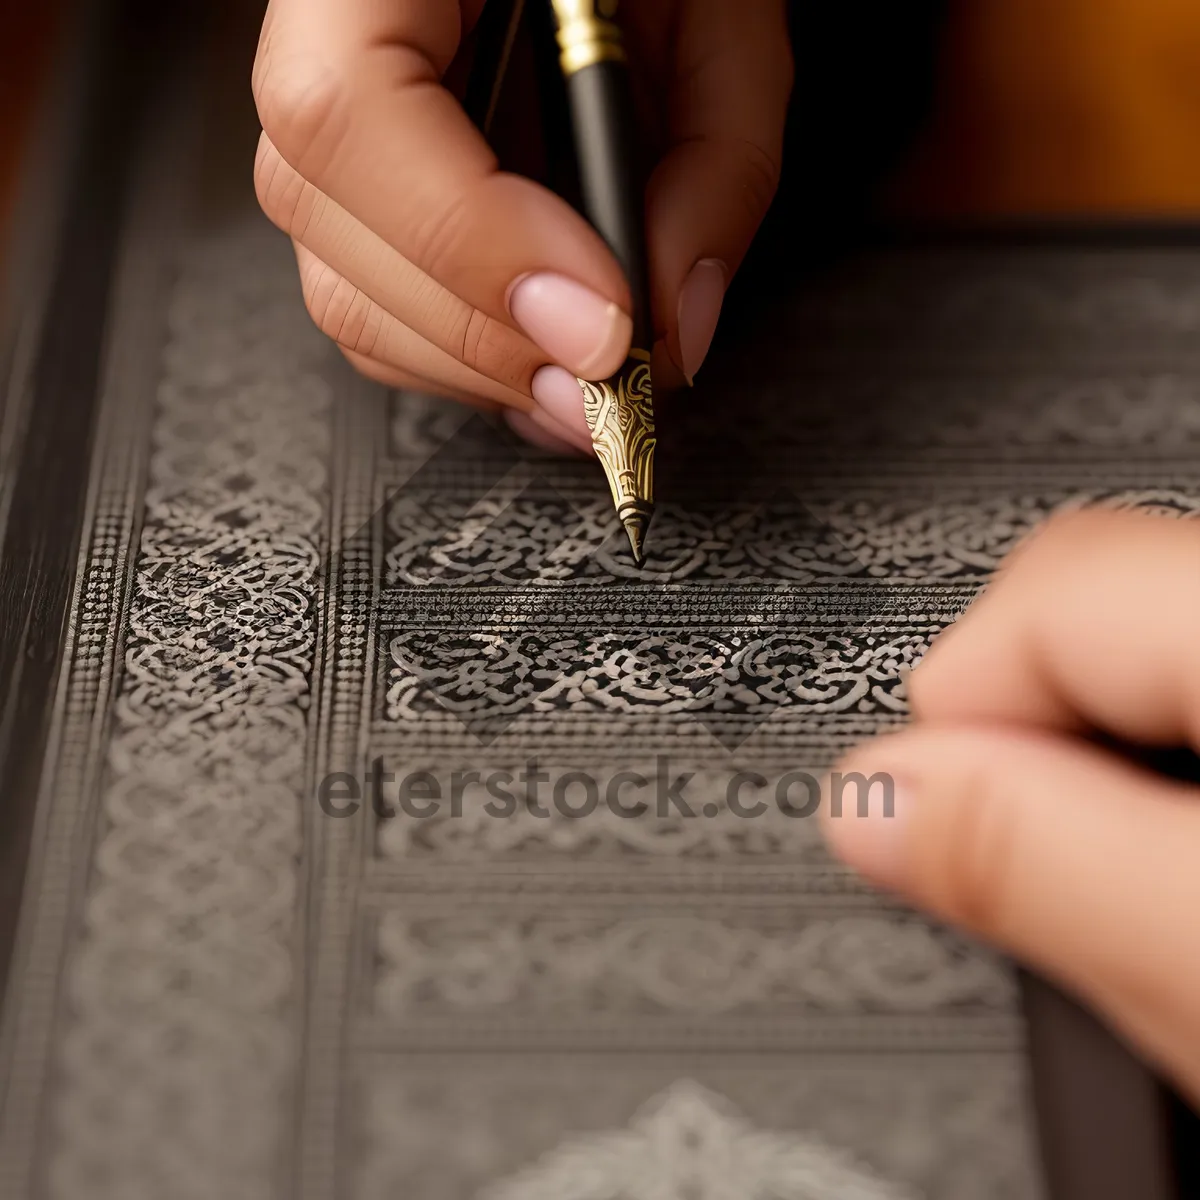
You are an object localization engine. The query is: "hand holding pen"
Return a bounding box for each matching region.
[252,0,793,455]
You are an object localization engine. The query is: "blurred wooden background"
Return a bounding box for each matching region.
[3,0,1200,248]
[891,0,1200,215]
[0,3,60,238]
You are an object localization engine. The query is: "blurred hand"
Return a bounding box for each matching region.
[252,0,792,453]
[822,509,1200,1105]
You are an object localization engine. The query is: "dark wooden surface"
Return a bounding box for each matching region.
[1024,972,1180,1200]
[0,0,167,998]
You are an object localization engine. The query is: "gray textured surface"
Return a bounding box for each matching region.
[12,48,1200,1200]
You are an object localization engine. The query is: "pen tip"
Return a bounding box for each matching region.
[621,509,650,567]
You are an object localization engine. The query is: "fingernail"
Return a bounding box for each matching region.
[531,365,593,450]
[508,273,632,379]
[676,258,726,384]
[504,408,587,456]
[821,769,911,891]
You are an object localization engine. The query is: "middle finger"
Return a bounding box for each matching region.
[258,133,547,396]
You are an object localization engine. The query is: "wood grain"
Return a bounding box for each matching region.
[0,0,164,998]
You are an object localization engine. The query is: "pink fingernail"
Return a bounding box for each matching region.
[531,365,592,449]
[676,258,727,384]
[504,408,586,456]
[508,273,632,380]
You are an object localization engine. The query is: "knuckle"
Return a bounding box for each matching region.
[332,292,371,352]
[352,300,386,358]
[336,290,377,355]
[252,133,277,213]
[300,258,359,346]
[253,135,297,229]
[736,139,782,225]
[459,308,491,372]
[297,256,332,330]
[254,52,348,182]
[458,309,527,387]
[250,11,276,107]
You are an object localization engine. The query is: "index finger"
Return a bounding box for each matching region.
[909,509,1200,749]
[253,0,632,369]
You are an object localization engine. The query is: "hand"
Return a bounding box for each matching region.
[251,0,793,453]
[822,509,1200,1105]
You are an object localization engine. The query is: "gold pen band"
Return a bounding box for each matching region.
[549,1,626,75]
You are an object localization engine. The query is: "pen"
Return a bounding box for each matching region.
[465,0,657,566]
[545,0,656,566]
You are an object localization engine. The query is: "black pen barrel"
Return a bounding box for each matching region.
[561,60,651,346]
[547,2,652,348]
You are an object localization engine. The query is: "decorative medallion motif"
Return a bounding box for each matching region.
[478,1079,914,1200]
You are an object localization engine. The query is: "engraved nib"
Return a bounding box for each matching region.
[578,351,656,568]
[619,503,652,567]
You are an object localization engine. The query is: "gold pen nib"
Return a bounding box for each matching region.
[578,350,655,568]
[619,502,652,567]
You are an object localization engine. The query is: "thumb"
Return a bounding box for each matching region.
[822,725,1200,1102]
[647,0,792,383]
